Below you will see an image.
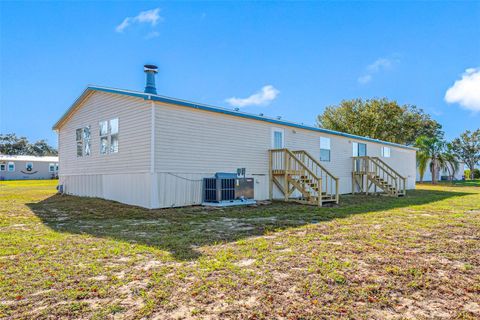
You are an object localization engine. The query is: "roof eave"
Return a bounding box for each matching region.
[53,85,418,151]
[52,87,95,130]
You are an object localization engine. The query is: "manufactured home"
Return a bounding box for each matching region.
[53,65,417,209]
[0,155,59,180]
[416,160,465,182]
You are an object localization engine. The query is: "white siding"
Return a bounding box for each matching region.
[0,160,57,180]
[153,101,417,207]
[56,91,416,209]
[58,92,151,175]
[57,92,153,208]
[154,172,269,208]
[60,173,151,208]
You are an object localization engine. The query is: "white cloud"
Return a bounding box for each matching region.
[367,58,392,73]
[226,85,280,108]
[445,68,480,112]
[116,8,162,33]
[358,57,398,84]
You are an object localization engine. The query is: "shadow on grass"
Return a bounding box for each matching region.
[28,189,472,261]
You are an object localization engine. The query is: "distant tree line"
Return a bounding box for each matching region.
[0,133,58,156]
[317,98,442,146]
[316,98,480,182]
[415,129,480,182]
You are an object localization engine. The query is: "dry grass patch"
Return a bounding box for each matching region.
[0,180,479,319]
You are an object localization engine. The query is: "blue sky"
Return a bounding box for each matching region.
[1,1,479,147]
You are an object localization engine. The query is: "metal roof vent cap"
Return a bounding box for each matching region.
[144,64,158,94]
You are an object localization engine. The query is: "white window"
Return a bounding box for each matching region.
[76,126,91,157]
[83,127,91,156]
[382,146,391,158]
[271,128,284,149]
[353,142,367,157]
[99,118,119,154]
[26,162,33,171]
[8,162,15,172]
[76,128,83,156]
[49,163,55,172]
[320,137,331,162]
[0,163,5,171]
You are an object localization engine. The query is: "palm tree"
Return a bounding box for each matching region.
[443,148,460,181]
[417,149,429,183]
[415,136,448,184]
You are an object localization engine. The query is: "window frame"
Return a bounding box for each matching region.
[76,126,91,157]
[353,142,367,157]
[319,137,331,162]
[0,163,5,171]
[83,126,91,156]
[99,118,119,155]
[7,162,15,172]
[76,128,83,157]
[381,146,391,158]
[49,163,55,173]
[271,128,285,149]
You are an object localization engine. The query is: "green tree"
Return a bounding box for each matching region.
[27,140,58,156]
[0,134,29,155]
[443,145,460,181]
[450,129,480,180]
[317,98,442,145]
[0,133,57,156]
[415,135,449,184]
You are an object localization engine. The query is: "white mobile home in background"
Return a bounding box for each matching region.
[0,155,59,180]
[416,160,465,182]
[53,65,417,209]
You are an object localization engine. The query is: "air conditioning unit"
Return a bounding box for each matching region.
[203,172,255,206]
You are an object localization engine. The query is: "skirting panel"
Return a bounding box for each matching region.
[155,172,269,208]
[60,173,151,208]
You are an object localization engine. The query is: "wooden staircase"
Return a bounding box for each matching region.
[269,149,339,207]
[352,156,406,197]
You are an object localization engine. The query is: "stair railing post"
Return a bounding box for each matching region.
[352,158,355,195]
[284,150,289,202]
[335,177,339,204]
[268,150,273,201]
[365,157,369,195]
[395,176,399,196]
[317,177,322,207]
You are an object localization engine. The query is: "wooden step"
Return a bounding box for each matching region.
[269,148,340,206]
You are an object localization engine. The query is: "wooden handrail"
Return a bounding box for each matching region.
[371,162,398,181]
[269,148,341,205]
[269,149,320,182]
[283,149,320,181]
[291,149,339,203]
[371,157,406,179]
[351,155,406,196]
[293,150,339,181]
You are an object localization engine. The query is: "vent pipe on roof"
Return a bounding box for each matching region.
[144,64,158,94]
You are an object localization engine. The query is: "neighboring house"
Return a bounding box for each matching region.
[416,160,465,182]
[53,65,417,209]
[0,155,59,180]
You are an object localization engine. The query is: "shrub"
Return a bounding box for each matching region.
[465,169,480,179]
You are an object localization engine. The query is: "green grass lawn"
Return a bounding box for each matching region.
[1,180,479,319]
[450,179,480,187]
